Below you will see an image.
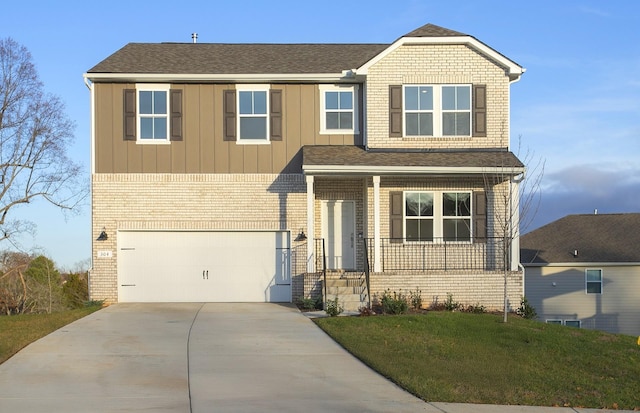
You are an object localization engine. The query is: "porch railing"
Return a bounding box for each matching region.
[364,237,509,272]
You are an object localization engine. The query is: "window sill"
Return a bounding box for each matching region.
[320,129,359,135]
[136,139,171,145]
[236,139,271,145]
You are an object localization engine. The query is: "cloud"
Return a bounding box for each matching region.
[577,6,611,18]
[524,164,640,232]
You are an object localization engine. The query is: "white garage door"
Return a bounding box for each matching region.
[117,231,291,302]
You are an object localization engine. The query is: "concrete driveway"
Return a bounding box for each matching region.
[0,303,431,412]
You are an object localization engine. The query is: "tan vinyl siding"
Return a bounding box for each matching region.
[525,265,640,336]
[93,83,362,174]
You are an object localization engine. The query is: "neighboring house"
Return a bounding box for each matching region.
[84,23,526,310]
[521,213,640,336]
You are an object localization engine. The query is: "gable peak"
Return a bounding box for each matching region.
[402,23,468,38]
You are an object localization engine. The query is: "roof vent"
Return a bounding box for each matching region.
[192,33,198,43]
[594,209,598,215]
[573,249,579,258]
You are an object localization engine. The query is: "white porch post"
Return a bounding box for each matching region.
[510,177,521,271]
[306,175,315,273]
[373,176,381,272]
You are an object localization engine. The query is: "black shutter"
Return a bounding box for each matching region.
[389,191,403,243]
[270,89,282,141]
[473,84,487,137]
[223,89,236,141]
[473,190,487,243]
[123,89,136,141]
[389,85,403,137]
[170,89,183,141]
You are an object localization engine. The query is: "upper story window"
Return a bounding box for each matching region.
[403,191,472,242]
[320,85,359,134]
[123,85,182,144]
[404,85,471,137]
[390,84,483,139]
[238,88,268,141]
[138,87,169,141]
[586,269,602,294]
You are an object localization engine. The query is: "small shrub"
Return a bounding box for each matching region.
[325,297,343,317]
[358,306,375,316]
[465,303,486,314]
[409,287,423,310]
[444,293,460,312]
[517,296,537,319]
[381,289,409,315]
[298,295,322,311]
[62,273,89,309]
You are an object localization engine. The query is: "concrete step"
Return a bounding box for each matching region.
[325,293,365,312]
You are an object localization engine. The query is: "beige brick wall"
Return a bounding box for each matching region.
[369,270,523,312]
[367,44,511,149]
[91,173,307,302]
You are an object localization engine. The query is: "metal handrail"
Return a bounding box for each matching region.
[365,237,509,272]
[362,237,371,308]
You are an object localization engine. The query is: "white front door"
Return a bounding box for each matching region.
[321,200,356,270]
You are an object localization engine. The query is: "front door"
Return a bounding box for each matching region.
[321,200,356,270]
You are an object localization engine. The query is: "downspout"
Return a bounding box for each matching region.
[83,75,95,298]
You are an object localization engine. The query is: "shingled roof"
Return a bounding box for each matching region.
[302,146,523,173]
[520,213,640,264]
[87,23,468,75]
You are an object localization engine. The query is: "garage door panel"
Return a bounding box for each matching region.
[117,231,291,303]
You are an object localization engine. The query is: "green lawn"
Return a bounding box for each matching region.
[0,305,103,364]
[315,312,640,410]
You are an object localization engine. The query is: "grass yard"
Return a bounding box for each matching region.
[0,305,103,365]
[315,312,640,410]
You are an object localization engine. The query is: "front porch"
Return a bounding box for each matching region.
[300,237,523,312]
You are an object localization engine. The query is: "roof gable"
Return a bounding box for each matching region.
[520,213,640,264]
[402,23,467,38]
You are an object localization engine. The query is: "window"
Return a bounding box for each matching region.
[137,85,170,142]
[404,191,472,242]
[238,87,268,141]
[320,85,358,134]
[405,192,433,241]
[403,85,471,137]
[586,269,602,294]
[442,192,471,241]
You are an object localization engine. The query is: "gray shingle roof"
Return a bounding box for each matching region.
[87,23,472,75]
[87,43,388,74]
[520,213,640,264]
[302,146,523,169]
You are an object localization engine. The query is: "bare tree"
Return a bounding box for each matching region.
[484,137,545,322]
[0,37,87,243]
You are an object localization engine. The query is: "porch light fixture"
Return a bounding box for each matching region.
[294,230,307,242]
[97,227,108,241]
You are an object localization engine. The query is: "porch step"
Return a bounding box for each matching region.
[325,293,364,312]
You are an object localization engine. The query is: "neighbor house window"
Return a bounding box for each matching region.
[320,85,359,134]
[137,85,170,142]
[404,85,471,137]
[586,269,602,294]
[237,86,269,141]
[404,191,472,242]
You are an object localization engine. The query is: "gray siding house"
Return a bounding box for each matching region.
[521,213,640,336]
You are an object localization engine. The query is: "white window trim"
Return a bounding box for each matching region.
[236,84,270,145]
[585,268,603,294]
[319,84,359,135]
[136,83,170,145]
[403,84,471,138]
[403,190,472,242]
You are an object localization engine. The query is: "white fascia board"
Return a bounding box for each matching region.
[83,72,352,83]
[303,165,526,176]
[522,262,640,267]
[357,36,525,80]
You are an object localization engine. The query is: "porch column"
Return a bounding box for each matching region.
[373,175,381,272]
[306,175,315,273]
[510,177,521,271]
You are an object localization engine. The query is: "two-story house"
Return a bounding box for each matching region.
[84,23,525,310]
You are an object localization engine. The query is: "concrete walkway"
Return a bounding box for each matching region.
[0,303,634,412]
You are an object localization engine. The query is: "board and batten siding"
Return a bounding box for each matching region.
[524,265,640,336]
[93,83,363,174]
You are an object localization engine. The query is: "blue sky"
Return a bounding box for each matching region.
[1,0,639,269]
